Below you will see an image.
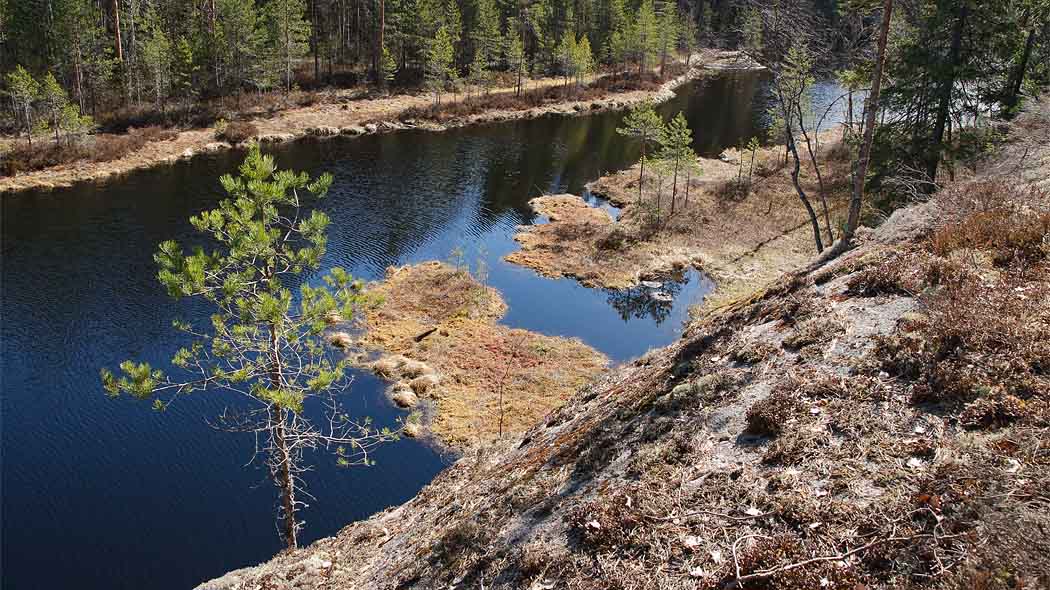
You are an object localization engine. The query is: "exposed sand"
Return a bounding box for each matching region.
[1,50,757,195]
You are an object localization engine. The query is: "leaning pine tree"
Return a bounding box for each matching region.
[101,145,400,549]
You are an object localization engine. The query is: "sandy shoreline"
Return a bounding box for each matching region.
[1,50,760,195]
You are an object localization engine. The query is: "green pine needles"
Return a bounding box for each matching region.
[101,145,401,549]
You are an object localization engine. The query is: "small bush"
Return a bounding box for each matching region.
[92,126,179,163]
[216,120,259,144]
[782,317,844,351]
[930,206,1050,267]
[745,390,801,437]
[596,227,632,251]
[1,141,88,176]
[713,177,751,202]
[569,490,647,552]
[729,340,779,365]
[590,71,663,92]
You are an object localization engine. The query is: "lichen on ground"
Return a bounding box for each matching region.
[352,261,608,448]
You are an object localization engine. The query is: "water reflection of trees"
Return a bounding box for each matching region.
[605,276,687,324]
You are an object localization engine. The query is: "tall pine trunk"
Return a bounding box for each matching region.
[844,0,893,244]
[268,323,298,550]
[1007,25,1037,109]
[926,3,967,188]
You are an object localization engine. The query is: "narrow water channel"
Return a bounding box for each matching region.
[1,71,844,590]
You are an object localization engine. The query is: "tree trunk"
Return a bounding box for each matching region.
[787,132,823,253]
[670,158,680,214]
[926,3,967,188]
[270,406,298,549]
[312,0,321,83]
[1007,25,1037,109]
[24,103,33,146]
[684,171,691,208]
[74,32,85,111]
[843,0,892,244]
[637,148,646,204]
[112,0,124,64]
[796,104,833,243]
[268,323,298,550]
[845,90,854,136]
[377,0,385,82]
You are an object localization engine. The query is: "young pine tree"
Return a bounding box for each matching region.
[557,33,578,89]
[574,36,594,88]
[380,45,398,88]
[656,112,698,214]
[59,103,94,146]
[5,65,39,145]
[617,101,665,203]
[426,26,456,106]
[504,23,526,97]
[100,145,400,550]
[38,72,70,143]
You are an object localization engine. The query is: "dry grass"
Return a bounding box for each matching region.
[504,131,848,308]
[0,126,180,176]
[355,262,608,447]
[398,72,663,123]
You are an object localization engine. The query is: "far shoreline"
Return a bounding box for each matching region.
[0,50,763,196]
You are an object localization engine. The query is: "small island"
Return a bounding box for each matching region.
[345,261,609,447]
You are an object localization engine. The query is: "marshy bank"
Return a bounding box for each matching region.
[339,262,609,448]
[506,129,855,310]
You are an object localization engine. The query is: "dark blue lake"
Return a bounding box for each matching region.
[2,71,845,590]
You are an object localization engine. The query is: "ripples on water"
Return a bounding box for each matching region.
[1,71,845,590]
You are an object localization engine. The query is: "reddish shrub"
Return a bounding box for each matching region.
[1,142,89,176]
[216,121,259,144]
[93,126,178,163]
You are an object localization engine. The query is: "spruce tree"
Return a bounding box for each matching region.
[101,145,399,550]
[657,5,679,78]
[380,45,398,88]
[262,0,312,93]
[141,10,173,108]
[633,0,658,75]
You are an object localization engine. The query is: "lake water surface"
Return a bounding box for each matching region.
[1,71,844,590]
